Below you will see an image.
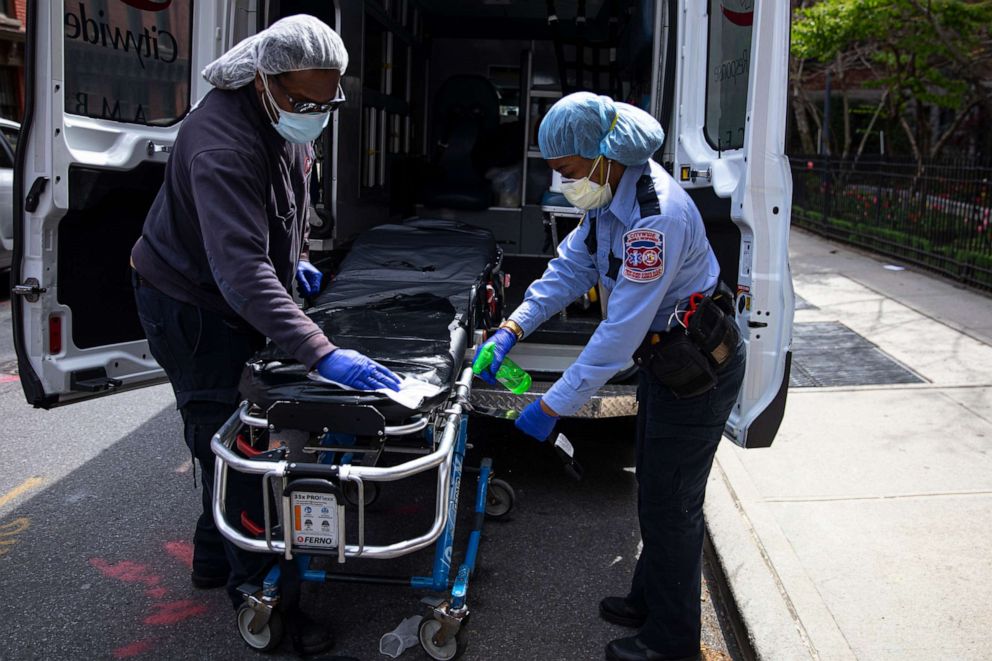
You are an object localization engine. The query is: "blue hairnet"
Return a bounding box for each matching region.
[537,92,665,166]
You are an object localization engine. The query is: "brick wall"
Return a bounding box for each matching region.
[12,0,25,26]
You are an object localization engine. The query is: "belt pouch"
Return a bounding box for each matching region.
[687,296,740,367]
[634,331,717,398]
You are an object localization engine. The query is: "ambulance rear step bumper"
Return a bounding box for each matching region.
[469,380,638,419]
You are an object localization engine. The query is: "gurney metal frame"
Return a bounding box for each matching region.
[210,366,512,658]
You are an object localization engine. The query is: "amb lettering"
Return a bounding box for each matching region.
[72,93,148,125]
[64,3,179,69]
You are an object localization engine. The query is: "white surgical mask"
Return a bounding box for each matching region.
[561,156,613,210]
[261,74,330,144]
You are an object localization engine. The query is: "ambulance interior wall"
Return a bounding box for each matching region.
[59,163,164,349]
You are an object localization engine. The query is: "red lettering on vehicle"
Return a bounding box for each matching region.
[720,3,754,27]
[119,0,173,11]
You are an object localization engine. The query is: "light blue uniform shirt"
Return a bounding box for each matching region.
[510,160,720,415]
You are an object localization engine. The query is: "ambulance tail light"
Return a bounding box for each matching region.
[48,315,62,355]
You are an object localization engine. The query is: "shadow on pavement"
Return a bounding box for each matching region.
[0,406,735,660]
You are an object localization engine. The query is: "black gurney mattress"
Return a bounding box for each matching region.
[239,219,500,421]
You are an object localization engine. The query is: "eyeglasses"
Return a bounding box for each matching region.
[272,75,346,114]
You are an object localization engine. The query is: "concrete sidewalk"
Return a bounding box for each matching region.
[706,228,992,660]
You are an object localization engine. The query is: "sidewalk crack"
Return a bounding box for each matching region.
[764,490,992,503]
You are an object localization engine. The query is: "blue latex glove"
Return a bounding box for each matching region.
[316,349,401,391]
[296,260,323,298]
[515,400,558,442]
[472,328,518,385]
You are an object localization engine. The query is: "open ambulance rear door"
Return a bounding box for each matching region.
[669,0,794,447]
[12,0,236,408]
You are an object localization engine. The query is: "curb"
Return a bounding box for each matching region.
[704,452,816,661]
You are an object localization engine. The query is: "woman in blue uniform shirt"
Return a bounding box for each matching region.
[475,92,746,661]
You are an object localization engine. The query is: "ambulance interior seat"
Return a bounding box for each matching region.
[422,75,501,210]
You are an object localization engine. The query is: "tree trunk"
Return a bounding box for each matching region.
[929,100,980,161]
[898,113,925,194]
[790,56,816,154]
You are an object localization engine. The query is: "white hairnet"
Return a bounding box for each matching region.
[537,92,665,166]
[202,15,348,90]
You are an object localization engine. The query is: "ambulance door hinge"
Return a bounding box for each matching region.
[12,278,46,302]
[24,177,49,213]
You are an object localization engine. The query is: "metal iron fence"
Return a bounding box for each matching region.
[791,155,992,292]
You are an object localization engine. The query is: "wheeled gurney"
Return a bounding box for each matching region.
[209,220,513,658]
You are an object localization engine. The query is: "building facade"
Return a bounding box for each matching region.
[0,0,25,121]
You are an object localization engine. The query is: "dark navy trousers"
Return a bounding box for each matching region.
[133,273,272,608]
[627,341,746,656]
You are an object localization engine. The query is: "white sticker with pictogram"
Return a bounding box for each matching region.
[291,491,339,549]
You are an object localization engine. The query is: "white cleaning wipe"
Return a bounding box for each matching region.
[307,373,443,410]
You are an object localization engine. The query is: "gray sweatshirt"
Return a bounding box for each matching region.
[131,84,333,368]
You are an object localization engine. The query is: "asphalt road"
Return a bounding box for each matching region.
[0,272,741,661]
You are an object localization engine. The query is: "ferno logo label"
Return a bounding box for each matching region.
[721,1,754,27]
[120,0,173,11]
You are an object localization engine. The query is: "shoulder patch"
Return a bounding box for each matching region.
[635,174,661,217]
[622,229,664,282]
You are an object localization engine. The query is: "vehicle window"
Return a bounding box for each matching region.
[704,0,754,151]
[0,137,11,168]
[63,0,194,126]
[0,128,21,151]
[0,68,19,119]
[230,0,259,47]
[0,127,17,154]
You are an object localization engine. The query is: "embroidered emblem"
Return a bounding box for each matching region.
[622,229,664,282]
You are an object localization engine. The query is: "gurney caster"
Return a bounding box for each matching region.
[484,477,514,520]
[236,587,284,652]
[419,599,469,660]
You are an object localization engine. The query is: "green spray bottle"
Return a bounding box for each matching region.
[472,343,532,395]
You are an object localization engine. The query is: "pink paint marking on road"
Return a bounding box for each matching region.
[0,374,19,383]
[143,600,209,626]
[163,540,194,568]
[145,586,169,599]
[89,558,165,595]
[112,638,156,659]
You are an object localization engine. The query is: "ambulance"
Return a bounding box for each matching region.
[13,0,791,448]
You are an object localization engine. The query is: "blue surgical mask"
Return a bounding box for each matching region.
[262,74,330,144]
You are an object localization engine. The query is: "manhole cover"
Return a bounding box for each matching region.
[790,322,924,388]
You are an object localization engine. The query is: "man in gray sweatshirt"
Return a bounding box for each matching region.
[131,16,395,654]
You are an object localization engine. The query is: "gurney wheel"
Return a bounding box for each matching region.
[484,478,515,520]
[236,603,284,652]
[418,617,466,660]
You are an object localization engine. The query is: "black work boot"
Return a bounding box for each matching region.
[191,568,229,590]
[599,596,648,628]
[287,609,335,656]
[605,635,700,661]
